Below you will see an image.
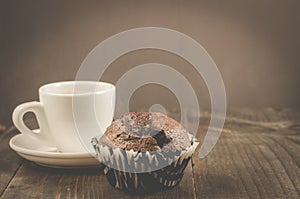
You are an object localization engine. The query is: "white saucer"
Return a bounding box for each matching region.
[9,134,101,168]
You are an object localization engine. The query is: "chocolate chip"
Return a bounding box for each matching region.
[151,130,171,148]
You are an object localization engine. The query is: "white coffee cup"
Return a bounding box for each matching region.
[12,81,115,153]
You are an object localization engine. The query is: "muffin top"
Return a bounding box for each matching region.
[99,112,191,152]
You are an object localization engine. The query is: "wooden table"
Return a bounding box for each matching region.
[0,108,299,198]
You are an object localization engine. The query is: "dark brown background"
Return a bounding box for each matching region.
[1,0,300,126]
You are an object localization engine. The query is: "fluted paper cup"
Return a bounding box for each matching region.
[91,134,199,193]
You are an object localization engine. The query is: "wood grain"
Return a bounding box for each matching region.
[1,108,300,198]
[0,127,23,197]
[192,108,300,199]
[0,161,195,199]
[1,116,196,199]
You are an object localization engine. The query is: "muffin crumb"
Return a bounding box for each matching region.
[100,112,191,152]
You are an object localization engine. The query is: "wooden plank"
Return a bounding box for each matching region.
[0,127,23,197]
[244,109,299,197]
[2,108,300,198]
[192,108,300,198]
[251,135,300,197]
[240,109,300,197]
[1,155,195,199]
[193,127,252,198]
[1,112,196,199]
[0,116,41,197]
[1,161,195,199]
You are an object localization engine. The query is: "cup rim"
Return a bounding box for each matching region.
[39,81,115,97]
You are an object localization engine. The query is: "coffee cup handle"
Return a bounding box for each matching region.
[12,101,49,141]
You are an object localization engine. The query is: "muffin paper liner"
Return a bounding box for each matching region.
[91,134,199,193]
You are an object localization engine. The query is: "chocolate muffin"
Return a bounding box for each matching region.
[92,112,199,193]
